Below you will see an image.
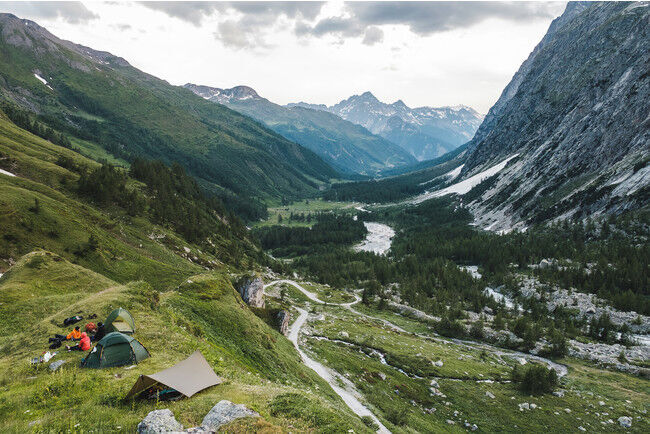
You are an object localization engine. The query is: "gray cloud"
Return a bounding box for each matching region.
[140,1,323,26]
[362,26,384,46]
[297,1,564,41]
[140,1,325,49]
[0,1,98,24]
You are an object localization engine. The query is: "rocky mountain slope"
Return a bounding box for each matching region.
[454,1,649,231]
[185,84,416,175]
[290,91,483,161]
[0,13,337,220]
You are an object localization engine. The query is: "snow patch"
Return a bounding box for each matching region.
[412,154,518,203]
[0,168,16,177]
[34,73,53,90]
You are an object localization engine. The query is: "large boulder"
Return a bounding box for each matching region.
[200,400,260,431]
[277,310,290,335]
[237,276,265,308]
[618,416,632,428]
[137,409,183,434]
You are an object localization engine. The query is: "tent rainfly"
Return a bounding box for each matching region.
[104,307,135,334]
[126,351,222,399]
[81,332,150,368]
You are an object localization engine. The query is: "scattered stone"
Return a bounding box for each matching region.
[519,403,530,411]
[553,390,565,397]
[201,400,260,431]
[430,379,439,388]
[340,331,349,338]
[446,420,455,425]
[137,409,183,434]
[378,372,387,380]
[618,416,632,428]
[599,401,606,406]
[530,403,537,410]
[578,426,586,431]
[434,360,444,367]
[486,391,495,399]
[565,408,572,413]
[517,357,527,365]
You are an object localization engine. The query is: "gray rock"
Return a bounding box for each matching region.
[485,391,495,399]
[200,400,259,431]
[618,416,632,428]
[237,276,265,308]
[137,409,183,434]
[276,310,290,335]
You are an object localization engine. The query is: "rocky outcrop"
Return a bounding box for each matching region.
[200,400,259,431]
[237,275,265,308]
[137,409,183,434]
[276,310,291,335]
[459,2,650,230]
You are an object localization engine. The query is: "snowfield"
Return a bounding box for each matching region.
[411,154,519,204]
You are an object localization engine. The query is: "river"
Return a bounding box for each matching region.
[355,222,395,255]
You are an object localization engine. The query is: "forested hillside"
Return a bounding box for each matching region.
[0,13,338,220]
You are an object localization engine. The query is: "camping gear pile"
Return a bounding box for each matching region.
[37,308,150,369]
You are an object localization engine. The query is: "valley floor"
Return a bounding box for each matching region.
[265,279,649,433]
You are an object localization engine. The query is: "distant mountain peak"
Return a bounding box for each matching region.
[183,83,261,104]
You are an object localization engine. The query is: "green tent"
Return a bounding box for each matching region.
[81,332,150,369]
[105,307,135,334]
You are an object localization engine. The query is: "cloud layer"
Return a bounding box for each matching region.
[0,1,97,24]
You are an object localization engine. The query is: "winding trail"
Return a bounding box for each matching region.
[265,279,568,432]
[265,280,390,433]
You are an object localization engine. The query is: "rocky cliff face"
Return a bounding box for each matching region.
[237,276,265,308]
[458,2,649,231]
[290,92,483,161]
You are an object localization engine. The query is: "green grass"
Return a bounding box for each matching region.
[254,199,358,228]
[297,296,649,433]
[0,256,371,433]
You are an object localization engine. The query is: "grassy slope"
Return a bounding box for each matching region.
[0,14,336,203]
[0,254,369,433]
[0,114,372,432]
[0,115,207,286]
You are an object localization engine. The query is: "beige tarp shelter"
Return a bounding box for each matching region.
[126,351,222,399]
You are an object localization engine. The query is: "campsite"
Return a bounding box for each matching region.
[0,252,364,432]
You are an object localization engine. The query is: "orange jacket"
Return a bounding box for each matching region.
[66,329,82,340]
[79,333,91,351]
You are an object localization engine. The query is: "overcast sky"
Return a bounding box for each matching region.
[0,1,567,113]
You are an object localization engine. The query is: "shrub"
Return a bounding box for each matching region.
[512,364,558,395]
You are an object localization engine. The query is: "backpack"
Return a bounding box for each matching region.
[63,316,83,326]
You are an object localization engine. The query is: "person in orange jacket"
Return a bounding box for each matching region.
[67,332,91,351]
[66,326,82,341]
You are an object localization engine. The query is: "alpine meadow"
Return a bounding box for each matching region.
[0,2,648,433]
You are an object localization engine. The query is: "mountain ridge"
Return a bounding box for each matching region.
[185,83,417,175]
[456,1,649,230]
[288,91,483,161]
[0,12,337,220]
